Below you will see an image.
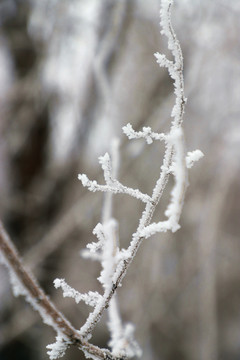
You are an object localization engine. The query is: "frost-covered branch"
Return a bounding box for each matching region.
[78,153,152,204]
[54,278,102,307]
[140,127,186,238]
[100,141,126,357]
[155,0,186,126]
[80,140,141,358]
[77,0,203,345]
[0,1,203,360]
[122,123,166,144]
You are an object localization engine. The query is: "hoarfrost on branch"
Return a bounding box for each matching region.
[0,1,203,360]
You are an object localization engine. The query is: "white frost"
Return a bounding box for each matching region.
[98,219,118,290]
[186,149,204,168]
[46,335,70,360]
[78,160,151,204]
[122,123,165,144]
[54,278,102,306]
[108,321,142,358]
[164,128,186,231]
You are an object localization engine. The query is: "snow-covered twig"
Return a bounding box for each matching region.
[77,0,191,342]
[140,127,186,238]
[80,139,141,358]
[78,154,152,204]
[122,123,166,144]
[54,278,102,307]
[102,143,141,358]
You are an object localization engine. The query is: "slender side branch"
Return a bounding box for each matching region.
[78,152,152,205]
[122,123,166,144]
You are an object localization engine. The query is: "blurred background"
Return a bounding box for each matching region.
[0,0,240,359]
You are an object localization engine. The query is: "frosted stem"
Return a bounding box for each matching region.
[102,139,120,224]
[78,173,152,204]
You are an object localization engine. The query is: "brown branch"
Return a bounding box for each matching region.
[0,221,123,360]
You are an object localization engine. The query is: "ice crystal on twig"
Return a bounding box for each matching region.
[109,322,142,358]
[122,123,166,144]
[186,149,204,168]
[47,335,70,360]
[78,154,152,204]
[54,278,102,306]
